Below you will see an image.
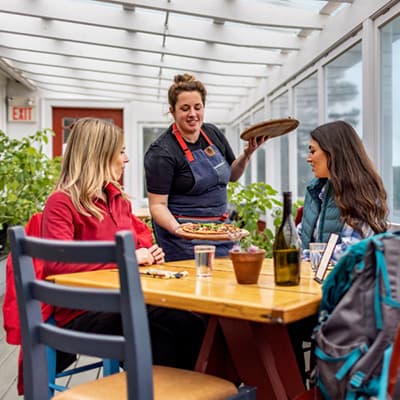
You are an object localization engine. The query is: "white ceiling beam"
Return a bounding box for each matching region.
[320,3,345,15]
[21,71,248,98]
[98,0,328,30]
[234,0,391,117]
[36,83,237,108]
[0,48,260,88]
[0,13,285,66]
[0,58,36,89]
[0,0,304,50]
[0,32,271,77]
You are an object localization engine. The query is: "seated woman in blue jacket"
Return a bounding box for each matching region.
[299,120,388,262]
[291,120,389,384]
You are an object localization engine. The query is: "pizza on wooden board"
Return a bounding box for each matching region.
[181,223,242,235]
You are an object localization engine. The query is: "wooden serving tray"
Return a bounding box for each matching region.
[240,117,299,141]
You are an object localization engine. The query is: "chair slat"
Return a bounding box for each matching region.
[39,324,125,360]
[32,281,120,312]
[22,237,117,264]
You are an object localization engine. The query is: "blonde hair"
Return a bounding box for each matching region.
[55,118,126,220]
[168,73,207,111]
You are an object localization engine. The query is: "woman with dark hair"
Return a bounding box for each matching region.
[290,120,389,384]
[144,73,265,261]
[299,120,388,261]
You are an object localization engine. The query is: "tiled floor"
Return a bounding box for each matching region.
[0,295,103,400]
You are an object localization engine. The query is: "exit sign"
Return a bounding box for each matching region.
[11,106,34,121]
[7,97,37,122]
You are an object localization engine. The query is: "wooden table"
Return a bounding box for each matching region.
[48,258,322,399]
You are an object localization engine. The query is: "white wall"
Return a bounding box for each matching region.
[0,75,6,132]
[5,80,39,139]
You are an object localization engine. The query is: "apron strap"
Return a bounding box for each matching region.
[172,124,213,162]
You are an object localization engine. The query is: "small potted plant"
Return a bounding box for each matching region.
[229,236,266,284]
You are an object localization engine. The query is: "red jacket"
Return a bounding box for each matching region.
[2,184,152,394]
[41,183,152,327]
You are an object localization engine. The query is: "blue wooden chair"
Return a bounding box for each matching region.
[9,226,256,400]
[45,315,119,395]
[3,212,119,396]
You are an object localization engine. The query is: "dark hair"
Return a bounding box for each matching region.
[311,120,388,234]
[168,73,207,110]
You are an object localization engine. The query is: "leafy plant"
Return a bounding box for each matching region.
[227,181,281,257]
[0,129,61,234]
[227,182,303,257]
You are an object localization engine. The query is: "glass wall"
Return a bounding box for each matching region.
[294,73,318,197]
[253,107,266,182]
[142,126,166,197]
[271,93,289,191]
[326,42,363,135]
[381,16,400,223]
[241,116,252,185]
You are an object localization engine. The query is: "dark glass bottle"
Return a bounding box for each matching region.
[273,192,301,286]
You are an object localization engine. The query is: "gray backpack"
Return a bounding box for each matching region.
[313,232,400,399]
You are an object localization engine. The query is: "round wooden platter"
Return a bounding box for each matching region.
[175,227,249,241]
[240,117,299,141]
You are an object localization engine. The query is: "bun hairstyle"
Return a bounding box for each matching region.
[168,73,207,110]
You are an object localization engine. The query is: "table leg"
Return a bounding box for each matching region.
[195,317,240,384]
[196,316,305,400]
[252,322,305,399]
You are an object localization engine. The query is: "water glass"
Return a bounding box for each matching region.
[194,245,215,277]
[309,242,327,272]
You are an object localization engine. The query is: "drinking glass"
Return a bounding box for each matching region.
[194,245,215,277]
[309,242,327,272]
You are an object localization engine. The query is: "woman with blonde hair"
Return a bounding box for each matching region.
[42,117,206,372]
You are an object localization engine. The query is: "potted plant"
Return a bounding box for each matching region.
[227,181,304,258]
[229,240,266,284]
[227,181,282,257]
[0,129,60,254]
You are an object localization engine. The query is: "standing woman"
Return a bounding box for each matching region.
[42,118,206,371]
[144,73,265,261]
[299,120,388,261]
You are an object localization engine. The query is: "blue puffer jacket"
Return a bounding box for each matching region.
[300,178,343,249]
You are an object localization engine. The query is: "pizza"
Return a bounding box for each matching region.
[181,222,242,235]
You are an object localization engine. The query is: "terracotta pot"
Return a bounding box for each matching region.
[229,249,266,284]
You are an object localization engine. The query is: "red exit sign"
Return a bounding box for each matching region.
[7,98,37,122]
[11,106,33,121]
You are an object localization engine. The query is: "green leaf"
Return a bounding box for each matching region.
[0,129,60,252]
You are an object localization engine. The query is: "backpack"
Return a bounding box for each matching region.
[312,231,400,399]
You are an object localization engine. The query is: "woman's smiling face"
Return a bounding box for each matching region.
[170,91,204,137]
[307,138,330,178]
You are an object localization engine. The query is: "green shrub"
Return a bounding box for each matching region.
[0,129,60,240]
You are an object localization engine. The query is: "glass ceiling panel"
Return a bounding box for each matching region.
[257,0,328,12]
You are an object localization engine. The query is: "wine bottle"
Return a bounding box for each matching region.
[273,192,301,286]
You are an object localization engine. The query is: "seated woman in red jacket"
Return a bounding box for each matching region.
[42,117,205,372]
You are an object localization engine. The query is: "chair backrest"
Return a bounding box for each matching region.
[9,226,153,400]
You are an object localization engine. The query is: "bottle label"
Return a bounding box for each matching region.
[273,248,300,286]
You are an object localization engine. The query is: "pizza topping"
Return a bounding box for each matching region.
[181,223,241,235]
